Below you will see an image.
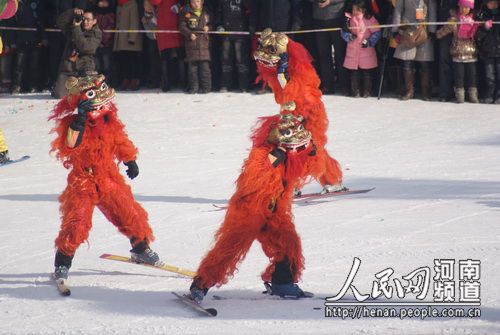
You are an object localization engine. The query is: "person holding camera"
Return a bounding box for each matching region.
[51,8,102,99]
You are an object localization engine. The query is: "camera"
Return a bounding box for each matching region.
[74,14,84,23]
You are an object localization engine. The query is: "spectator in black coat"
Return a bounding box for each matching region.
[311,0,349,96]
[249,0,302,34]
[475,0,500,103]
[437,0,458,102]
[215,0,251,92]
[249,0,302,94]
[11,0,47,94]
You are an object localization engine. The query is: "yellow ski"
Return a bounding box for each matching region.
[99,254,196,278]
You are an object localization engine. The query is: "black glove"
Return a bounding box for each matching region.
[268,147,286,167]
[73,97,90,127]
[341,18,350,34]
[125,161,139,179]
[361,39,369,48]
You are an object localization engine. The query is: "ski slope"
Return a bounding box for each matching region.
[0,90,499,334]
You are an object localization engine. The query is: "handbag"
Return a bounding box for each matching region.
[400,24,428,48]
[398,0,429,48]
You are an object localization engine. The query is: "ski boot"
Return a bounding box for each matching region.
[54,265,69,281]
[130,247,160,266]
[54,251,73,281]
[264,282,314,298]
[0,150,11,164]
[186,282,207,304]
[319,184,348,195]
[130,238,161,266]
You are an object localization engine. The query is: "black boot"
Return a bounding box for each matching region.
[160,60,170,92]
[362,71,373,98]
[266,257,312,297]
[351,71,361,98]
[0,150,11,164]
[388,65,403,97]
[12,48,27,94]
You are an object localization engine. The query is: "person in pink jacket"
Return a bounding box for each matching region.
[341,0,381,98]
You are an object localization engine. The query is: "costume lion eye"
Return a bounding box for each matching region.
[85,90,96,98]
[281,128,293,138]
[268,46,277,54]
[297,124,303,132]
[100,82,108,91]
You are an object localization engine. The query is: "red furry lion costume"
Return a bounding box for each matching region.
[254,29,344,192]
[49,74,158,280]
[188,103,315,301]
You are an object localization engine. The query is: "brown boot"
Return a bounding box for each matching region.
[351,71,361,98]
[468,87,479,103]
[455,87,465,103]
[401,70,415,101]
[362,71,372,98]
[420,71,431,101]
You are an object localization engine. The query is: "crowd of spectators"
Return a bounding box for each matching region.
[0,0,498,104]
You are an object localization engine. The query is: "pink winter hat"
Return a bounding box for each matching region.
[458,0,474,8]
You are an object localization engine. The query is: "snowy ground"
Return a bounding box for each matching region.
[0,89,499,335]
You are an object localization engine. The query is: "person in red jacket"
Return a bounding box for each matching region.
[94,0,115,85]
[149,0,186,91]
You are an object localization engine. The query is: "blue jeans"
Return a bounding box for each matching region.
[482,57,500,100]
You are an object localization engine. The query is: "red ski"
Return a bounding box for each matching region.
[294,188,375,201]
[212,188,375,210]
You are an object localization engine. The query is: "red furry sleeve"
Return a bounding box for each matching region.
[112,118,138,163]
[228,145,285,218]
[50,116,80,169]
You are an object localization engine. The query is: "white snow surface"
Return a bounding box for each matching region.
[0,90,499,335]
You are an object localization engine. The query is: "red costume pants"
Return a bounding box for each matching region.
[195,203,305,289]
[54,172,154,256]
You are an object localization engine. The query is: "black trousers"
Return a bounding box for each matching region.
[188,60,211,92]
[160,47,186,90]
[118,51,141,80]
[453,61,477,89]
[483,57,500,99]
[313,18,349,92]
[12,45,42,90]
[47,32,67,87]
[220,37,250,90]
[438,34,454,99]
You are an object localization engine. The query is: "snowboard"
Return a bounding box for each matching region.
[0,155,30,167]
